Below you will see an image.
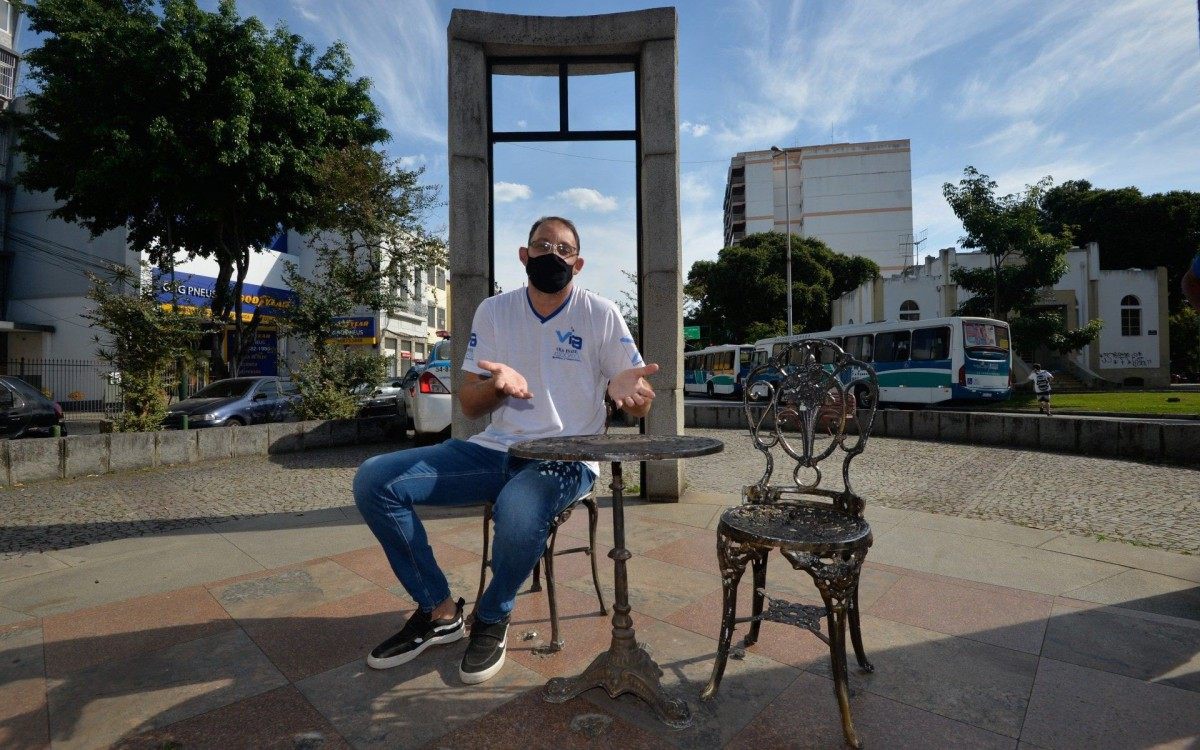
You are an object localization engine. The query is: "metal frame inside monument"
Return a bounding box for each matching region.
[485,55,643,331]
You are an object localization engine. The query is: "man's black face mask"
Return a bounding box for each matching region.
[526,252,574,294]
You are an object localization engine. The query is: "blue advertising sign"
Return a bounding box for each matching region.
[328,316,378,346]
[233,329,278,376]
[157,273,297,321]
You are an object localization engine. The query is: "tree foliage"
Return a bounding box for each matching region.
[943,167,1102,355]
[85,264,208,432]
[13,0,387,377]
[1040,180,1200,313]
[280,147,445,420]
[685,232,878,345]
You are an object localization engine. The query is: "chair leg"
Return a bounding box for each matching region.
[822,592,863,750]
[701,535,750,701]
[848,582,874,673]
[530,558,543,593]
[584,496,607,615]
[475,503,493,618]
[745,551,768,647]
[542,529,563,652]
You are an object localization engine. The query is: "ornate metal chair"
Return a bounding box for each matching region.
[700,339,879,749]
[475,489,607,653]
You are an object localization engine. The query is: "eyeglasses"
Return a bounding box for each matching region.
[527,239,578,259]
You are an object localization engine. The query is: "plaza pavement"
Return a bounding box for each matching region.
[0,432,1198,748]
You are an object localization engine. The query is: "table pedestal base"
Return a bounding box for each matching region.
[543,627,692,730]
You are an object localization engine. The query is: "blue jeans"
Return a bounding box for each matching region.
[353,439,596,624]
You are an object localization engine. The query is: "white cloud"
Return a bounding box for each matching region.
[713,0,1020,149]
[954,1,1197,122]
[397,154,428,170]
[493,182,532,203]
[680,171,715,205]
[973,121,1065,156]
[554,188,619,213]
[680,121,710,137]
[517,119,528,129]
[299,0,446,145]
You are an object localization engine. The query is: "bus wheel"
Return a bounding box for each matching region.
[707,382,715,398]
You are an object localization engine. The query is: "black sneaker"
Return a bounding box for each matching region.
[367,598,465,670]
[459,616,509,684]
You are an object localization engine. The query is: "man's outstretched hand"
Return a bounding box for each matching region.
[608,363,659,414]
[477,360,532,400]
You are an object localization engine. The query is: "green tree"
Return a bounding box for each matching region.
[1040,180,1200,312]
[685,232,878,344]
[1040,179,1200,372]
[85,264,208,432]
[943,167,1102,355]
[279,147,445,420]
[1168,307,1199,377]
[13,0,387,378]
[615,269,640,342]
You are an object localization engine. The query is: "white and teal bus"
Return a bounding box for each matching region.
[751,317,1012,406]
[684,344,755,398]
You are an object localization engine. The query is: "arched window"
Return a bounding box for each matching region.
[1120,295,1141,336]
[899,300,920,321]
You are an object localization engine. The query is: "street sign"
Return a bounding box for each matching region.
[683,326,700,341]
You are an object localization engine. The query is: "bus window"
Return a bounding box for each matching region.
[963,322,1011,361]
[912,327,951,360]
[818,338,843,364]
[740,347,754,366]
[874,331,911,362]
[844,334,873,361]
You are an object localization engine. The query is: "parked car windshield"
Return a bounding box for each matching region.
[1,377,49,403]
[191,379,256,399]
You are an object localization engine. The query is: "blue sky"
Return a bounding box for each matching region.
[19,1,1200,303]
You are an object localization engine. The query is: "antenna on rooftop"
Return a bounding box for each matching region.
[898,229,927,274]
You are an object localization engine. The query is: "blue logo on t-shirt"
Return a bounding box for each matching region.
[553,329,583,362]
[556,329,583,350]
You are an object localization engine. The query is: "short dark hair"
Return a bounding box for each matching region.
[1032,363,1041,370]
[528,216,580,253]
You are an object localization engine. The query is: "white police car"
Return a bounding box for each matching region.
[410,338,452,438]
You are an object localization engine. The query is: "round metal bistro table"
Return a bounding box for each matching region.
[509,433,725,730]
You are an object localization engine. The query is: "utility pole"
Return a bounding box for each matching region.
[770,146,794,337]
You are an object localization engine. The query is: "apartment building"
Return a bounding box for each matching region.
[723,139,914,275]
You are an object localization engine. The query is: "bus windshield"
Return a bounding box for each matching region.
[962,322,1010,361]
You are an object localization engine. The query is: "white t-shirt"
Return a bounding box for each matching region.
[462,285,644,473]
[1029,369,1053,393]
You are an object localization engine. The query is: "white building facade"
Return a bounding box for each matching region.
[831,243,1171,386]
[723,139,915,275]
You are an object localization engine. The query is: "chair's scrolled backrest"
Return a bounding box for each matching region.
[742,338,878,516]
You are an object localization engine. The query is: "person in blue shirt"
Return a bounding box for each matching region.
[1183,252,1200,311]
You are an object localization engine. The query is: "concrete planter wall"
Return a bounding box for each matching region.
[0,417,403,487]
[684,404,1200,467]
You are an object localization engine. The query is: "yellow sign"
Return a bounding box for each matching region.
[158,303,278,323]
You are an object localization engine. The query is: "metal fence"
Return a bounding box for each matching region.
[1,358,206,418]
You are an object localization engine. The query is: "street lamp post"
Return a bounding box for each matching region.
[771,146,793,337]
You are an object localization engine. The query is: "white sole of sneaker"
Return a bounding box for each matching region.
[458,638,507,685]
[366,623,465,670]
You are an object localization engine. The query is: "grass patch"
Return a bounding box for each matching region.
[996,392,1200,416]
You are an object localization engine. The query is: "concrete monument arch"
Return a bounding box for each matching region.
[447,8,685,498]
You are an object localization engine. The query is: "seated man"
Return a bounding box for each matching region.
[353,216,658,685]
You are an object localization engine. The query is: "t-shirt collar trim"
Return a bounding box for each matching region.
[526,287,573,324]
